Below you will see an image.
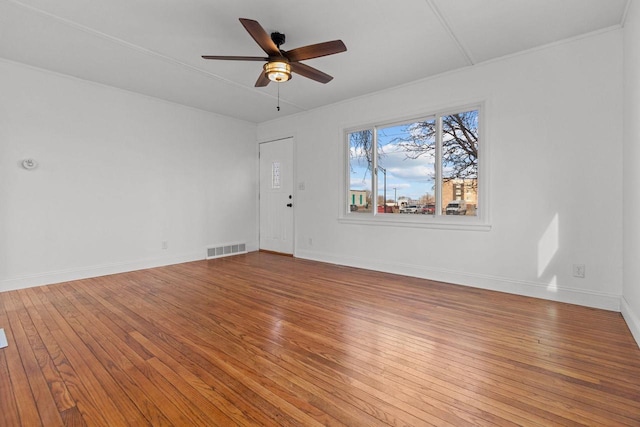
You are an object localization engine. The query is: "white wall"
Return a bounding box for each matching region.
[623,0,640,345]
[0,60,258,292]
[258,30,624,311]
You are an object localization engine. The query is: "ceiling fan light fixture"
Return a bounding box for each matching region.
[202,19,346,87]
[264,61,291,82]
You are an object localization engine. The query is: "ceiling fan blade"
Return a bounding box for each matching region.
[255,71,270,87]
[202,55,267,61]
[239,18,281,57]
[290,62,333,84]
[285,40,347,62]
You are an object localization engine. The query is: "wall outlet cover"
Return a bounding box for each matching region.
[573,264,586,278]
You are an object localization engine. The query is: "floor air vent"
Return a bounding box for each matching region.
[206,243,247,259]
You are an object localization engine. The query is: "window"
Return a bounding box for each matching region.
[346,106,482,225]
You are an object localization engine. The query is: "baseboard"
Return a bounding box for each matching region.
[0,251,204,293]
[621,297,640,348]
[295,249,621,312]
[3,247,629,338]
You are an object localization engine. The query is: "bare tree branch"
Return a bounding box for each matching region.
[396,111,478,185]
[349,130,373,175]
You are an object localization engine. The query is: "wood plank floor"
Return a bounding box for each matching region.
[1,252,639,426]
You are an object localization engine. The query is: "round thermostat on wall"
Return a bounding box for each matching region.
[22,159,38,170]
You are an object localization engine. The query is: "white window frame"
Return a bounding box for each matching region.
[340,103,490,231]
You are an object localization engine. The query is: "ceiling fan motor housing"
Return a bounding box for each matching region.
[271,32,286,48]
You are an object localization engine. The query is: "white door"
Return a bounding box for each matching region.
[259,138,294,254]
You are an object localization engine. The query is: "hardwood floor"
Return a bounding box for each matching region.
[1,252,639,426]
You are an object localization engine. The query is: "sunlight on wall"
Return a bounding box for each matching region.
[538,213,559,292]
[546,276,558,292]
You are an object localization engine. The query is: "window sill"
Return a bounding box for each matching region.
[338,214,492,231]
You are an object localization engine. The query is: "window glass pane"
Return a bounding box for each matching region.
[348,130,373,213]
[441,110,479,216]
[378,119,436,215]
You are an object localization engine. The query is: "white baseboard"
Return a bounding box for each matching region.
[4,248,633,347]
[0,251,204,293]
[295,249,621,312]
[621,297,640,348]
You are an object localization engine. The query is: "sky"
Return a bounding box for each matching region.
[349,123,436,203]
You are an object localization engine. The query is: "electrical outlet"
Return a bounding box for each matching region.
[573,264,585,278]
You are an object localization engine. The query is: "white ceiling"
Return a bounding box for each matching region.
[0,0,630,123]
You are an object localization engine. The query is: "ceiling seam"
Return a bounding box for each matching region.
[425,0,475,66]
[5,0,308,112]
[620,0,632,27]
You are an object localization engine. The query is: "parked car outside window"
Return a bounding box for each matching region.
[400,204,419,214]
[445,200,467,215]
[421,204,436,215]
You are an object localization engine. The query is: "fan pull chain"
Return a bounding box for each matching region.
[277,83,281,111]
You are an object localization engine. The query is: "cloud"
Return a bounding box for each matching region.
[350,139,438,200]
[350,176,371,190]
[384,182,411,190]
[378,143,435,183]
[389,165,433,182]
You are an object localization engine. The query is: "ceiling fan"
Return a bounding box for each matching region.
[202,18,347,87]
